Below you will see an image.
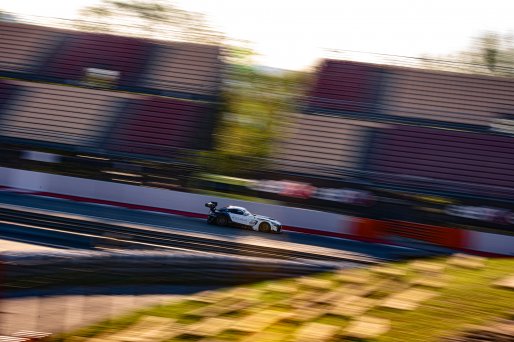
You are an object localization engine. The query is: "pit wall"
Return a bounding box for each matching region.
[0,167,512,256]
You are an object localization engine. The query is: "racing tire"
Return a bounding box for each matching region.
[207,216,215,225]
[216,215,228,226]
[259,222,271,233]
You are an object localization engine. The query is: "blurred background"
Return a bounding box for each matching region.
[0,0,513,232]
[0,1,514,340]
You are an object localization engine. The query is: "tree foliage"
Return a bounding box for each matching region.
[0,10,17,22]
[76,0,222,44]
[199,56,311,176]
[421,32,514,77]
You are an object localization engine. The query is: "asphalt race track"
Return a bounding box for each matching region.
[0,191,423,260]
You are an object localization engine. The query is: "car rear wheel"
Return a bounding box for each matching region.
[259,222,271,233]
[216,215,228,226]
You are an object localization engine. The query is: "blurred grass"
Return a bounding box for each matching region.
[191,188,279,204]
[196,173,253,187]
[372,257,514,341]
[51,257,514,342]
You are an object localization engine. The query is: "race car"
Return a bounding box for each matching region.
[205,202,282,233]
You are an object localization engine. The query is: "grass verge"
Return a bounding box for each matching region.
[50,257,514,341]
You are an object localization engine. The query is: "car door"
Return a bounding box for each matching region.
[240,209,256,227]
[227,209,247,226]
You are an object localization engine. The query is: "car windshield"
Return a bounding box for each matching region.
[222,207,251,215]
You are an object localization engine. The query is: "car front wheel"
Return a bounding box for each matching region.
[259,222,271,233]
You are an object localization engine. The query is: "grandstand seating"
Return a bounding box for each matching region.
[0,22,64,73]
[381,67,514,127]
[0,79,213,158]
[0,79,135,146]
[41,32,152,87]
[0,22,222,159]
[367,125,514,196]
[105,97,213,158]
[277,58,514,201]
[140,42,222,96]
[308,60,384,114]
[0,22,222,98]
[308,59,514,129]
[273,113,376,177]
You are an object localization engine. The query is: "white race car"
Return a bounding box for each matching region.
[205,202,282,233]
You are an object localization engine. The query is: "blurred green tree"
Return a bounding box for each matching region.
[195,47,311,177]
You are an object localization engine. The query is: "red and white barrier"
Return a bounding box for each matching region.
[0,167,512,256]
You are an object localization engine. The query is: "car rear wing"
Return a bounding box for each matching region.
[205,201,218,212]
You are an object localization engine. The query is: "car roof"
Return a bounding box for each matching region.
[226,206,248,211]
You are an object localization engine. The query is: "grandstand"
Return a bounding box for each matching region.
[0,22,65,74]
[139,42,223,96]
[307,60,384,115]
[307,59,514,131]
[105,97,215,157]
[276,59,514,201]
[0,79,138,147]
[0,22,223,160]
[367,125,514,199]
[381,67,514,128]
[40,31,152,87]
[273,113,382,178]
[0,22,223,99]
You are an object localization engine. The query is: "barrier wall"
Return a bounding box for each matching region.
[0,167,512,256]
[467,231,514,256]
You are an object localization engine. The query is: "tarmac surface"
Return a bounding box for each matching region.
[0,191,417,260]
